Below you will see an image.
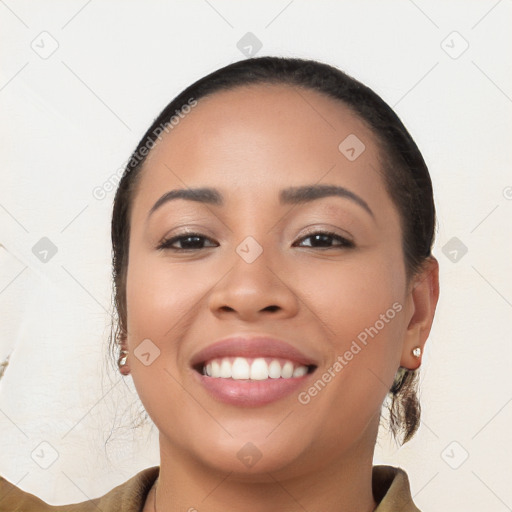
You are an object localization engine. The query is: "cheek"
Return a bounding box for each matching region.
[291,252,406,450]
[125,245,225,358]
[124,246,209,431]
[296,247,407,394]
[301,248,406,339]
[280,249,408,466]
[125,260,179,339]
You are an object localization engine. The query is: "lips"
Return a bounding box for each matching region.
[190,335,318,407]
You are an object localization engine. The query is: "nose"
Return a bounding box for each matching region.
[207,245,300,323]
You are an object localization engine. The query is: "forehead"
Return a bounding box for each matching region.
[134,83,395,219]
[146,83,378,167]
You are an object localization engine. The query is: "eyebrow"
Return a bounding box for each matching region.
[148,184,374,219]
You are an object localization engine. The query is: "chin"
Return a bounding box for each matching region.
[187,435,313,481]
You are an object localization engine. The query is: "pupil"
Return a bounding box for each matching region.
[313,234,330,246]
[183,236,202,248]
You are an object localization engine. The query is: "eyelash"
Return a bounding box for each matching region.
[156,230,355,251]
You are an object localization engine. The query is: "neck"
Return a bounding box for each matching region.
[151,422,379,512]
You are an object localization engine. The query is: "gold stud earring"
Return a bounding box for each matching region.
[119,350,128,366]
[118,350,130,375]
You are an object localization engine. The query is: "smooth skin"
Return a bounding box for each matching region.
[121,84,439,512]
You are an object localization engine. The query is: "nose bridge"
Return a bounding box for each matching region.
[230,231,278,294]
[226,199,277,268]
[229,212,286,278]
[235,234,267,266]
[207,229,298,318]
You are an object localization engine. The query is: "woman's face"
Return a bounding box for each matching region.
[125,84,420,477]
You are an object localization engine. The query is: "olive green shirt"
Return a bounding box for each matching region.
[0,465,421,511]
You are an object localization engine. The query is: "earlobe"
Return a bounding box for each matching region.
[400,257,440,370]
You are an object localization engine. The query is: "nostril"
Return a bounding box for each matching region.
[263,305,279,312]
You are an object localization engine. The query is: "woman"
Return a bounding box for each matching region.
[0,56,439,511]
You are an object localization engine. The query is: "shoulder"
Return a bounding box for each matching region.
[1,474,54,511]
[0,466,159,512]
[372,465,422,512]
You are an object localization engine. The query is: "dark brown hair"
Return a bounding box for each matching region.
[109,56,436,445]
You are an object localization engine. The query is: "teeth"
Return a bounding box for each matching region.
[281,361,294,379]
[250,358,269,380]
[232,357,250,380]
[268,360,281,379]
[292,366,308,377]
[220,359,231,378]
[203,357,309,380]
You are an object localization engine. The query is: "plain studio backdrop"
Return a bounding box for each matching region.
[0,1,511,510]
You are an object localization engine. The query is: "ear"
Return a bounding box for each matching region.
[400,257,440,370]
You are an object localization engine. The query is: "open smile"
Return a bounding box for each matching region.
[190,336,318,406]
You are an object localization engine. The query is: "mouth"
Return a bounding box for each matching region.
[190,336,318,406]
[193,357,316,380]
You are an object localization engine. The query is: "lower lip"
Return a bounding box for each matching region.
[194,371,314,407]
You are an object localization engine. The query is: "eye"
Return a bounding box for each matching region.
[294,230,355,249]
[157,230,355,251]
[157,232,218,251]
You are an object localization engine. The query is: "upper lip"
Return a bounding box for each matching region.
[190,335,319,370]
